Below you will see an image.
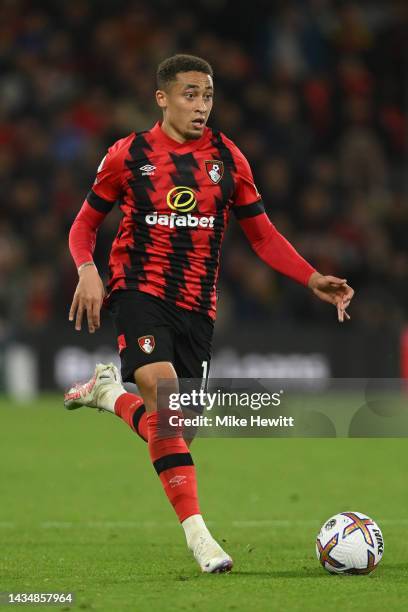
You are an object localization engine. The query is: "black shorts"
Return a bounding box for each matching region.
[107,290,214,385]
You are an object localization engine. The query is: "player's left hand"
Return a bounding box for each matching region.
[308,272,354,323]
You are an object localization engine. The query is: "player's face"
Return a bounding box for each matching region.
[156,71,214,142]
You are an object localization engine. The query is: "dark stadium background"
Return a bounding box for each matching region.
[1,0,407,395]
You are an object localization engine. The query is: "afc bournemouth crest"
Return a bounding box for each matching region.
[138,335,155,354]
[205,160,224,184]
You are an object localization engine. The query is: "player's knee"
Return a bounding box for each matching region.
[134,362,177,411]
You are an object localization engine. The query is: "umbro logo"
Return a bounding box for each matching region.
[169,475,187,488]
[140,164,156,176]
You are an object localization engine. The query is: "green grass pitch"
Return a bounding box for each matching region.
[1,396,408,611]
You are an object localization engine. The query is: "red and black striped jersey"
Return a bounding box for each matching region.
[86,122,263,319]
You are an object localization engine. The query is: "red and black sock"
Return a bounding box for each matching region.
[114,393,148,442]
[147,411,200,523]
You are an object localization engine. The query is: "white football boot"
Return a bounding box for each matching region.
[64,363,125,413]
[191,534,233,573]
[183,514,233,573]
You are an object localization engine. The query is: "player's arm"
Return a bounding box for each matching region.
[68,149,122,333]
[232,150,354,323]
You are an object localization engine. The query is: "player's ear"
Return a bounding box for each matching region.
[156,90,167,109]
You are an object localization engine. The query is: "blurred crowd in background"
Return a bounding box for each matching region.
[1,0,407,339]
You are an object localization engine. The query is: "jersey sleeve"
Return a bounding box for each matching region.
[231,147,265,220]
[68,202,106,269]
[69,137,129,269]
[86,140,125,214]
[239,213,316,286]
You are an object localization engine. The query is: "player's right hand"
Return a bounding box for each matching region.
[69,264,105,333]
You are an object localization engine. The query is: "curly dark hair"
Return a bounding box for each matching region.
[156,54,213,89]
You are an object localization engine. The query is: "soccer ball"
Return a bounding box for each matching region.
[316,511,384,574]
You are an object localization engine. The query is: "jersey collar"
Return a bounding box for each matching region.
[151,121,210,152]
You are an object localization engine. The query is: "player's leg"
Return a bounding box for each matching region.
[166,311,233,570]
[134,359,232,573]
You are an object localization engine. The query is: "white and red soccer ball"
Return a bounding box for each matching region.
[316,511,384,574]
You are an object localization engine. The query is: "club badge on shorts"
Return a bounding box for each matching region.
[205,160,224,184]
[138,335,155,354]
